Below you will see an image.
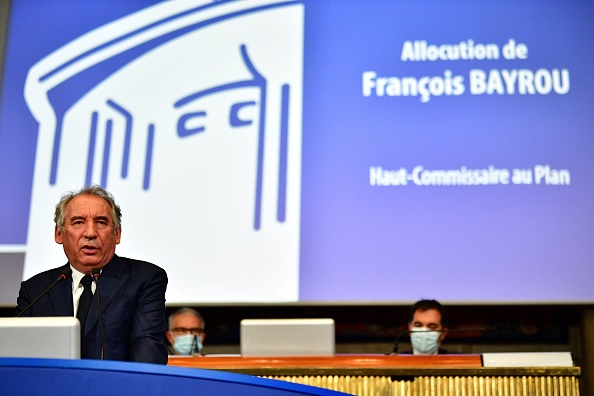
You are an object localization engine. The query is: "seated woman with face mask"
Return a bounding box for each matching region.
[166,308,206,355]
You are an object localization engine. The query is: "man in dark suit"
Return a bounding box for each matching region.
[15,185,168,364]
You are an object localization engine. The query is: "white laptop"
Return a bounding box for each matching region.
[240,318,335,357]
[0,317,80,359]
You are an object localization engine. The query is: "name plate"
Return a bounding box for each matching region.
[482,352,573,367]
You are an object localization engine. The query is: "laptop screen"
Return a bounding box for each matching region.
[240,318,335,357]
[0,317,80,359]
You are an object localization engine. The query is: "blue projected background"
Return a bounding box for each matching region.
[0,0,593,304]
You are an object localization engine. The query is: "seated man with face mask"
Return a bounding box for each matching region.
[405,299,451,355]
[166,308,206,355]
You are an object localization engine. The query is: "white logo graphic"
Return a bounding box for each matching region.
[23,0,304,302]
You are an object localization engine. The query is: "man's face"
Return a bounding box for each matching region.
[409,308,447,342]
[166,314,205,346]
[55,194,121,274]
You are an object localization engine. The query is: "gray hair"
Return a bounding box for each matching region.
[54,185,122,232]
[168,308,205,330]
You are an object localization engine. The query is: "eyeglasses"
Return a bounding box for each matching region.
[171,327,205,336]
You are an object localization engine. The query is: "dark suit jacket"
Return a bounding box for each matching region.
[15,255,168,364]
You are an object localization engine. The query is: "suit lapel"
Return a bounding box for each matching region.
[49,264,74,316]
[85,255,130,336]
[51,279,74,316]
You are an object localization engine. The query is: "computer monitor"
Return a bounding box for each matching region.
[240,318,335,357]
[0,317,80,359]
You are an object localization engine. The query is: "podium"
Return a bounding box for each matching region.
[0,357,347,395]
[168,355,581,395]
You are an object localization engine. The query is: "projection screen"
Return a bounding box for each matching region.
[0,0,592,304]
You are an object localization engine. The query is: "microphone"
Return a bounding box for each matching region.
[391,330,411,354]
[390,328,488,355]
[191,335,198,355]
[92,268,104,360]
[17,267,73,317]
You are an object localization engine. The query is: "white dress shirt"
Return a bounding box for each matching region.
[70,266,96,317]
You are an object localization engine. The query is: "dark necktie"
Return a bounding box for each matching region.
[77,275,93,355]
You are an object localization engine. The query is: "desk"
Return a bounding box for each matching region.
[168,355,581,395]
[0,357,346,395]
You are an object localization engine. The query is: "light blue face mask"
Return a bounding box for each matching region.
[410,327,440,355]
[173,334,203,355]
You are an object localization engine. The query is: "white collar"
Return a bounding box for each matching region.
[70,265,87,291]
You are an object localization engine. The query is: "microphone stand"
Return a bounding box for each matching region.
[389,328,488,355]
[92,268,104,360]
[391,330,410,355]
[192,335,199,356]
